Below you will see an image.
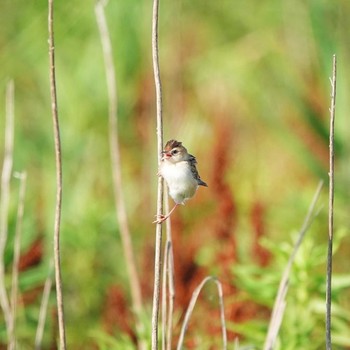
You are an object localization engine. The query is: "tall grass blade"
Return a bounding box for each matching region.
[0,79,15,341]
[263,181,323,350]
[326,54,337,350]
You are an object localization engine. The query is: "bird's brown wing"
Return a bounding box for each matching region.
[188,155,208,187]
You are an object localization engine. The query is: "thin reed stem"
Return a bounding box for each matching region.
[9,171,27,350]
[162,241,168,350]
[166,248,175,350]
[94,2,145,348]
[151,0,164,349]
[35,259,54,350]
[165,195,175,350]
[161,190,175,350]
[161,233,175,350]
[0,80,15,341]
[326,54,337,350]
[48,0,66,348]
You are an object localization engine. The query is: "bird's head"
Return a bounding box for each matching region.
[162,139,188,163]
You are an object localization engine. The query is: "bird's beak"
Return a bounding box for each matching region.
[162,151,172,159]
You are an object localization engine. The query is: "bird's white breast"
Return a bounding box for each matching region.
[160,160,198,204]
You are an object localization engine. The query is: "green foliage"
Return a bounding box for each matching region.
[91,331,137,350]
[232,230,350,349]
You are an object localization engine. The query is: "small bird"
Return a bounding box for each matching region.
[154,139,208,224]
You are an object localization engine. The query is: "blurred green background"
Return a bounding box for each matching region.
[1,0,350,349]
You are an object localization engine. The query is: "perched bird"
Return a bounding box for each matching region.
[154,139,208,224]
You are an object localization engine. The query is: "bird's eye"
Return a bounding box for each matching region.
[172,149,178,155]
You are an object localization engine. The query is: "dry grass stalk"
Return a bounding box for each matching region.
[9,171,27,350]
[263,181,323,350]
[161,194,175,350]
[166,244,175,350]
[151,0,164,348]
[0,80,15,341]
[326,54,337,350]
[161,241,169,350]
[35,260,54,350]
[94,2,145,348]
[177,276,227,350]
[48,0,67,347]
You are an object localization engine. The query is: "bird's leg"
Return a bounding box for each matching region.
[153,203,179,224]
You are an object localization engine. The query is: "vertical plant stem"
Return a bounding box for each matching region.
[35,260,54,350]
[151,0,164,348]
[326,54,337,350]
[161,244,170,350]
[165,195,175,350]
[166,246,175,350]
[0,79,15,341]
[161,200,175,350]
[161,240,168,350]
[94,2,145,348]
[48,0,66,348]
[9,171,27,350]
[161,191,174,350]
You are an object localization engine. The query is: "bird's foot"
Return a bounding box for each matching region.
[152,214,168,224]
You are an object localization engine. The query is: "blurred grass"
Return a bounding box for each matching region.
[1,0,350,348]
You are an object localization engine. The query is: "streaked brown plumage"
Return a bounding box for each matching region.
[154,140,207,223]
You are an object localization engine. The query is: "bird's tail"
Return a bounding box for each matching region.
[198,179,208,187]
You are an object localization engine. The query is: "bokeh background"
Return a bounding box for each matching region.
[1,0,350,349]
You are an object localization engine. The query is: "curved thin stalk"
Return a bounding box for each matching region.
[177,276,227,350]
[151,0,164,349]
[48,0,66,348]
